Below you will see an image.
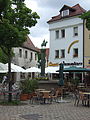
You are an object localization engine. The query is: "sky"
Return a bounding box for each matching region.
[25,0,90,48]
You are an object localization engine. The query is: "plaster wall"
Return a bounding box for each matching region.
[49,17,83,67]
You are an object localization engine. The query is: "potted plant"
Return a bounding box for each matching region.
[20,79,38,101]
[71,76,80,88]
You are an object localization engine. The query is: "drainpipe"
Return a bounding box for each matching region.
[82,19,85,83]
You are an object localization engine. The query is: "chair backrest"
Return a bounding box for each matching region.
[54,90,60,97]
[43,92,50,98]
[74,89,80,99]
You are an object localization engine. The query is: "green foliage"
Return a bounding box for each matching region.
[0,0,10,16]
[0,48,14,63]
[0,0,40,102]
[71,77,80,86]
[80,11,90,30]
[0,100,21,105]
[0,0,40,50]
[20,79,39,94]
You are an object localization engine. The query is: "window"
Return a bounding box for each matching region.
[55,30,59,39]
[88,60,90,64]
[25,50,28,59]
[19,49,22,57]
[61,49,65,58]
[61,29,65,38]
[73,48,78,57]
[20,73,25,79]
[55,50,59,58]
[35,53,37,60]
[73,27,78,36]
[30,52,33,61]
[62,10,69,17]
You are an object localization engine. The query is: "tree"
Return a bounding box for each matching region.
[0,48,14,64]
[0,0,40,102]
[80,11,90,30]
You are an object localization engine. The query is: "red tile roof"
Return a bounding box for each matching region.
[22,36,39,52]
[47,4,86,23]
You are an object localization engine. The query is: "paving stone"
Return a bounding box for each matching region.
[0,100,90,120]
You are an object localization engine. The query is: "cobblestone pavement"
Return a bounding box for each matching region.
[0,99,90,120]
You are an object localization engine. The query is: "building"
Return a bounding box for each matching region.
[12,36,39,69]
[12,36,39,81]
[47,4,90,68]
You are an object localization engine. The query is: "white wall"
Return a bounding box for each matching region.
[13,47,38,68]
[49,16,83,67]
[12,47,38,81]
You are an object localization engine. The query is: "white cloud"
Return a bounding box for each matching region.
[25,0,90,48]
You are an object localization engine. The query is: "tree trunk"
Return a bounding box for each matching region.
[8,49,12,102]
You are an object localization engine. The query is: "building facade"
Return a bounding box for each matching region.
[47,4,90,68]
[12,36,39,69]
[12,36,39,81]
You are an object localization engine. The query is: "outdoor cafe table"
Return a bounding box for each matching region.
[35,89,45,92]
[40,90,51,104]
[80,92,90,107]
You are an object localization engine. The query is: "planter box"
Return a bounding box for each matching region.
[20,94,29,101]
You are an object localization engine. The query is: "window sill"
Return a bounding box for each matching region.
[55,57,60,59]
[73,56,78,58]
[73,35,78,37]
[60,57,65,59]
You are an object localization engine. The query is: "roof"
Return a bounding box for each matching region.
[47,4,86,23]
[22,36,39,52]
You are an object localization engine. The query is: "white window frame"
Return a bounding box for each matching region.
[73,48,78,58]
[73,26,78,36]
[61,29,65,38]
[55,50,59,58]
[25,50,28,59]
[55,30,59,39]
[19,49,22,58]
[62,9,69,17]
[60,49,65,58]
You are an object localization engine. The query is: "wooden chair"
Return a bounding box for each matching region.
[42,92,52,104]
[30,92,43,104]
[74,90,87,106]
[51,90,60,102]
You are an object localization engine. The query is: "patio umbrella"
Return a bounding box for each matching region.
[63,66,90,72]
[56,66,90,72]
[45,66,59,73]
[0,62,8,73]
[6,63,26,72]
[25,67,40,73]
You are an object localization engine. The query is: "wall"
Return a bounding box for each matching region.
[84,22,90,67]
[12,47,38,81]
[49,16,83,67]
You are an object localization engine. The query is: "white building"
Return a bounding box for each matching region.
[12,36,39,81]
[47,4,90,68]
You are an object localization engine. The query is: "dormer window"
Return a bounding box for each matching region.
[62,9,69,17]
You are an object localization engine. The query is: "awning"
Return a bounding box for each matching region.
[56,66,90,72]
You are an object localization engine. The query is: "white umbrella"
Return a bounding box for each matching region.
[45,66,59,73]
[6,63,26,72]
[0,62,8,73]
[25,67,40,73]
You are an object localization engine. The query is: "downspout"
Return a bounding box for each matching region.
[83,19,85,68]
